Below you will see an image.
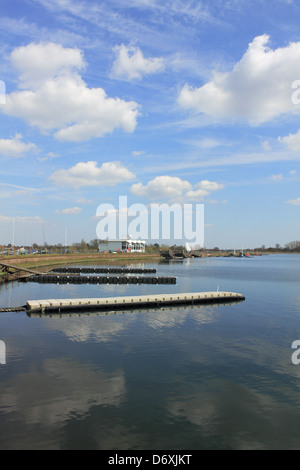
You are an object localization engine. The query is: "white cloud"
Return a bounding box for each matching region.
[178,34,300,124]
[10,42,85,89]
[37,152,59,162]
[194,138,224,149]
[55,207,82,214]
[0,215,12,223]
[111,44,165,80]
[207,199,227,204]
[286,197,300,205]
[49,161,135,189]
[278,129,300,150]
[0,134,38,157]
[196,180,224,191]
[185,180,224,200]
[185,188,209,199]
[270,173,283,181]
[3,43,140,142]
[130,176,224,201]
[262,140,271,151]
[131,175,192,199]
[0,214,44,223]
[76,198,93,204]
[0,183,41,200]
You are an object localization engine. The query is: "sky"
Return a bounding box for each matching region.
[0,0,300,249]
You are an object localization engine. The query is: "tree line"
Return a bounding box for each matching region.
[1,240,300,254]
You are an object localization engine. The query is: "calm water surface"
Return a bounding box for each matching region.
[0,254,300,450]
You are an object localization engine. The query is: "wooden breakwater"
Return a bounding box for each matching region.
[51,267,157,274]
[160,249,202,260]
[22,274,177,285]
[0,253,161,283]
[0,261,47,283]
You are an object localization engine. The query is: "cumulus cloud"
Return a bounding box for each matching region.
[185,180,224,199]
[178,34,300,124]
[196,180,224,191]
[111,44,165,80]
[131,176,192,199]
[286,197,300,205]
[3,43,140,142]
[278,129,300,150]
[49,160,135,189]
[0,134,38,157]
[130,176,224,201]
[10,42,86,89]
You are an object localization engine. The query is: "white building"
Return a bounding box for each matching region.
[98,239,146,253]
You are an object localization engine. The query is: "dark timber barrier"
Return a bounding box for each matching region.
[51,267,157,274]
[22,274,177,285]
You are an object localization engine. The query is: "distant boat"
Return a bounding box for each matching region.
[185,242,191,252]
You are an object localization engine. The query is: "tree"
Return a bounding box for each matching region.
[285,241,300,251]
[80,239,87,253]
[89,239,99,250]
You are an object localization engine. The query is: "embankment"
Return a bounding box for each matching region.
[0,252,161,283]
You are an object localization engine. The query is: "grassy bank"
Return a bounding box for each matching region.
[0,252,161,273]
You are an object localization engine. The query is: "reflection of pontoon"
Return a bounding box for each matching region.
[27,300,245,318]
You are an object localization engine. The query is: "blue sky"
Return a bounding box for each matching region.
[0,0,300,249]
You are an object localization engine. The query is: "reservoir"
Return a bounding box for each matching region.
[0,254,300,450]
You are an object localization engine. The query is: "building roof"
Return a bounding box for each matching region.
[99,239,146,243]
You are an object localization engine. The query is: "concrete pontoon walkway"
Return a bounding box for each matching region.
[26,291,245,313]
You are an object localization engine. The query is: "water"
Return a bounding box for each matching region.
[0,254,300,450]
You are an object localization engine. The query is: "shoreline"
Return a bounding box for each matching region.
[0,251,298,284]
[0,253,161,283]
